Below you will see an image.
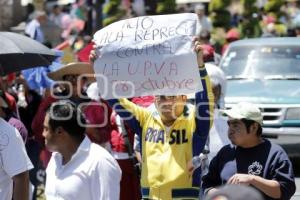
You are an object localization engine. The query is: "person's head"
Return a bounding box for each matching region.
[52,5,62,16]
[195,4,205,18]
[34,11,47,24]
[43,100,86,152]
[199,30,211,44]
[154,95,187,125]
[63,74,85,96]
[221,102,263,147]
[27,3,35,15]
[202,44,215,63]
[206,63,226,108]
[226,28,240,43]
[48,62,95,97]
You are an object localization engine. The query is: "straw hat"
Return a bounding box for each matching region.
[48,62,95,81]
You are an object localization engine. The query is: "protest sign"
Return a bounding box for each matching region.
[93,13,202,99]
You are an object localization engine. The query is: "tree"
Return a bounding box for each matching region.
[263,0,286,36]
[264,0,285,13]
[94,0,105,31]
[144,0,158,15]
[102,0,125,26]
[156,0,176,14]
[209,0,231,29]
[239,0,261,38]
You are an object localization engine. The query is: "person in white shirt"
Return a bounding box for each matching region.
[186,63,230,198]
[205,63,230,160]
[195,4,212,35]
[188,63,230,171]
[0,117,33,200]
[25,11,47,43]
[43,100,122,200]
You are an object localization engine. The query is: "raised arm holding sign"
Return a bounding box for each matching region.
[93,13,203,99]
[91,13,214,200]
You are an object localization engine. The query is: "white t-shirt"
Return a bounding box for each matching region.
[25,19,45,43]
[0,118,33,200]
[196,16,212,35]
[208,109,231,161]
[45,137,122,200]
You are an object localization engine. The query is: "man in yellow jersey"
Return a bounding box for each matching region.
[90,40,214,200]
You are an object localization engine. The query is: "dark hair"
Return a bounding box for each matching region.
[241,118,262,136]
[47,100,86,140]
[52,4,60,10]
[199,30,211,41]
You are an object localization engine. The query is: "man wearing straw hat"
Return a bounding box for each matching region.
[47,62,95,103]
[31,62,95,168]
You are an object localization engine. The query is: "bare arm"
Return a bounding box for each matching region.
[227,173,281,199]
[251,175,281,199]
[12,171,30,200]
[135,151,142,164]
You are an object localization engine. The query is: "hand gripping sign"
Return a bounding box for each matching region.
[93,13,203,99]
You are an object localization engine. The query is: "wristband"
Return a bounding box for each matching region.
[199,64,205,69]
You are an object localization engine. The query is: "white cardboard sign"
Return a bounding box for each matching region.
[93,13,202,99]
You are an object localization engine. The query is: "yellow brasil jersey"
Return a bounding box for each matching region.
[108,68,214,200]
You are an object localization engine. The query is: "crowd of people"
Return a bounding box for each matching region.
[1,1,300,200]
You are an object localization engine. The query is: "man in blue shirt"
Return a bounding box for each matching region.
[202,102,296,200]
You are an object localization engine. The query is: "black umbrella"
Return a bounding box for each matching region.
[0,32,57,76]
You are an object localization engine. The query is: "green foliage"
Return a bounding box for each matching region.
[156,0,176,14]
[239,0,262,38]
[243,7,258,17]
[103,0,120,15]
[264,0,285,13]
[102,0,123,26]
[210,10,231,29]
[209,0,231,30]
[241,0,256,7]
[209,0,231,12]
[211,28,226,51]
[262,0,286,36]
[103,16,119,27]
[239,17,262,38]
[274,24,287,36]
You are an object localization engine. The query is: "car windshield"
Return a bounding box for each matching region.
[220,46,300,79]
